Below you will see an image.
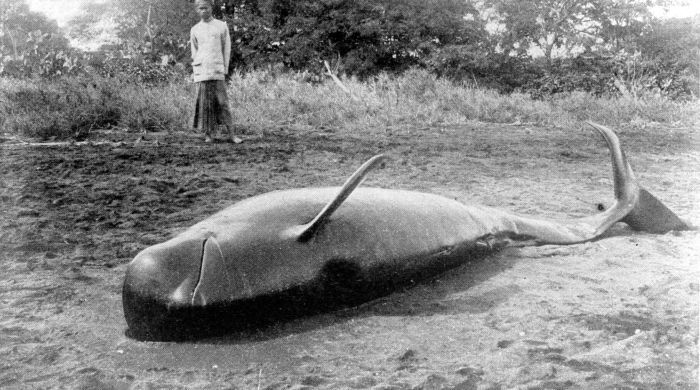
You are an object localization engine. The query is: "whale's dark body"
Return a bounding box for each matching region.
[122,122,689,341]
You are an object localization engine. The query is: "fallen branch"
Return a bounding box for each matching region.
[323,60,361,102]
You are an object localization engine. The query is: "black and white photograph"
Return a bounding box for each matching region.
[1,0,697,388]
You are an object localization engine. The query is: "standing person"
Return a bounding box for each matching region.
[190,0,235,143]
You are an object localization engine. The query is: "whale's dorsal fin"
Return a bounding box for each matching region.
[296,154,385,242]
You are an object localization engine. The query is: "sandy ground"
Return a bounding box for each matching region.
[0,123,697,389]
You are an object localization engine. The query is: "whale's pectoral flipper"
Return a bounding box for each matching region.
[295,154,386,242]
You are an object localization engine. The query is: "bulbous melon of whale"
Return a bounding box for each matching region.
[122,122,689,341]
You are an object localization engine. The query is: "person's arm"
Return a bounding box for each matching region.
[222,22,231,72]
[190,27,198,61]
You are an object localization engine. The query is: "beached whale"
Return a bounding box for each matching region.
[122,122,689,341]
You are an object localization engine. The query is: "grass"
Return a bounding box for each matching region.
[1,68,697,140]
[0,75,192,139]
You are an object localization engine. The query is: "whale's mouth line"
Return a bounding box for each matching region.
[191,236,234,306]
[190,238,208,304]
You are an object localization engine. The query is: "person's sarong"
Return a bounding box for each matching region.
[191,80,233,135]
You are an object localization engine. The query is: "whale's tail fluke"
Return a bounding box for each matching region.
[481,121,690,247]
[585,121,689,233]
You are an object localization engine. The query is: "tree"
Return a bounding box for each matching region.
[483,0,595,64]
[64,0,488,78]
[68,0,197,63]
[65,2,119,50]
[229,0,485,77]
[591,0,659,54]
[273,0,390,75]
[634,15,700,98]
[481,0,664,66]
[0,0,77,77]
[1,0,61,57]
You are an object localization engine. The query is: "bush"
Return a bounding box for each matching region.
[225,67,697,133]
[0,76,118,138]
[86,54,188,85]
[549,91,698,125]
[0,73,192,139]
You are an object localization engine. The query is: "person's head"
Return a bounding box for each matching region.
[195,0,213,21]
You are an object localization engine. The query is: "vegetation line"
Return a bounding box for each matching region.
[1,69,697,140]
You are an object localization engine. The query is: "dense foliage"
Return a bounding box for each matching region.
[0,0,80,77]
[1,0,698,100]
[225,0,485,77]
